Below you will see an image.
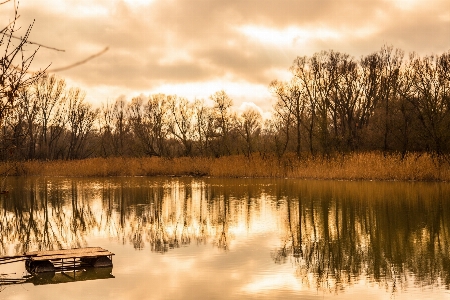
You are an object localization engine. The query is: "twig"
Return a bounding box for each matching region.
[0,14,19,34]
[1,32,65,52]
[10,47,109,74]
[47,47,109,72]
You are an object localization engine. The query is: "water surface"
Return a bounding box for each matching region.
[0,177,449,299]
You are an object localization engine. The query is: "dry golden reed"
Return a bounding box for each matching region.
[0,152,449,181]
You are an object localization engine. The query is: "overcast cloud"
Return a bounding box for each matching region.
[2,0,449,112]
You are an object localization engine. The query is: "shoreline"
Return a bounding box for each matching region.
[1,152,449,182]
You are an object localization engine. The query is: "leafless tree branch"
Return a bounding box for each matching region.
[1,32,65,52]
[47,47,109,72]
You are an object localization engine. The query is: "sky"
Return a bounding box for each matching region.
[2,0,450,113]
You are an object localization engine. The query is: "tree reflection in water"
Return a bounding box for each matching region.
[0,178,99,254]
[272,180,450,294]
[0,177,449,294]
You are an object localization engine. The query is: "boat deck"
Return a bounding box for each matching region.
[25,247,114,261]
[0,247,114,273]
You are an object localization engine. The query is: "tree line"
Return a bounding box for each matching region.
[272,46,450,158]
[1,46,450,161]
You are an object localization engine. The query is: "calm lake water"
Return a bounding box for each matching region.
[0,177,450,299]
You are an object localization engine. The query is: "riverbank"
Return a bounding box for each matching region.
[1,152,449,181]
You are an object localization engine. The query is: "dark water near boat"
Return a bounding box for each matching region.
[0,177,450,299]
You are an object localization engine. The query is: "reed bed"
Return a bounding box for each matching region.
[0,152,449,181]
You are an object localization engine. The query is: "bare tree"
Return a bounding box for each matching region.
[129,94,170,157]
[34,74,66,158]
[376,46,404,153]
[292,53,337,155]
[1,1,109,162]
[270,78,305,157]
[65,88,98,159]
[192,99,214,156]
[210,90,234,156]
[407,54,450,155]
[1,1,44,129]
[111,96,130,156]
[19,87,40,158]
[329,52,366,151]
[168,96,195,156]
[237,107,262,158]
[99,96,131,156]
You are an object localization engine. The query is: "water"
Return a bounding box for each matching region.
[0,177,450,299]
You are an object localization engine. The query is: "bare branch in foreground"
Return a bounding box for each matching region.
[47,47,109,72]
[1,32,65,52]
[10,47,109,75]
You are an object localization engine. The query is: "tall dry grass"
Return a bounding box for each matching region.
[0,152,449,181]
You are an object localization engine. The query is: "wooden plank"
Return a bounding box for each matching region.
[25,247,107,257]
[30,251,114,261]
[0,254,28,260]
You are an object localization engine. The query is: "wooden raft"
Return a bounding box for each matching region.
[24,247,114,273]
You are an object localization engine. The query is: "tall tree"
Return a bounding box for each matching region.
[407,54,450,154]
[129,94,170,157]
[168,96,195,156]
[210,91,234,156]
[65,88,98,159]
[270,78,305,157]
[237,107,262,158]
[34,74,66,159]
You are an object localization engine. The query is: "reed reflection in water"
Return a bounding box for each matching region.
[0,177,449,298]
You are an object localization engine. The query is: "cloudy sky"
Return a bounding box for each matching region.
[2,0,450,112]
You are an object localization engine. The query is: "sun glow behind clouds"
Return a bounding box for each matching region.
[24,0,155,18]
[154,80,271,102]
[387,0,422,10]
[123,0,155,6]
[156,80,265,95]
[239,25,341,46]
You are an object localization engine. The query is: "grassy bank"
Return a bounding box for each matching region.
[1,152,449,181]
